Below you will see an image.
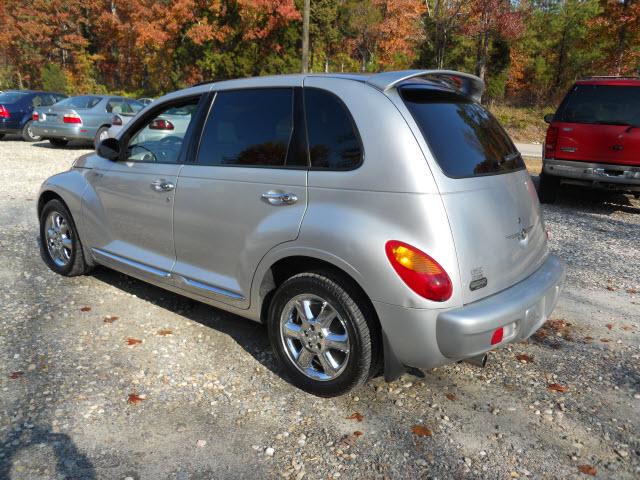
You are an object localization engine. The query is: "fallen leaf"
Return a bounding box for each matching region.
[515,354,534,363]
[547,383,568,393]
[627,288,638,294]
[607,286,616,291]
[103,315,118,323]
[578,464,597,476]
[411,425,432,437]
[9,371,24,379]
[336,432,360,448]
[353,431,363,437]
[127,338,142,346]
[445,393,456,401]
[80,306,91,312]
[584,336,593,341]
[346,412,363,422]
[127,393,145,405]
[156,329,173,336]
[600,338,610,343]
[606,323,613,330]
[621,325,633,331]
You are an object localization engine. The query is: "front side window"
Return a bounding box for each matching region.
[401,86,523,178]
[125,98,199,164]
[197,88,294,167]
[304,88,362,170]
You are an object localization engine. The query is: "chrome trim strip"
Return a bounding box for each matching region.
[91,248,172,279]
[175,275,245,301]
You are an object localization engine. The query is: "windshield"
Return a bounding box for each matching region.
[401,86,524,178]
[57,96,102,109]
[0,92,29,104]
[555,85,640,126]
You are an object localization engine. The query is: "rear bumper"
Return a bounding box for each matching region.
[543,159,640,190]
[435,254,565,359]
[31,123,93,141]
[0,118,22,133]
[374,255,565,369]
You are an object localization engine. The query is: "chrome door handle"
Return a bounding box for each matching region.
[151,179,175,192]
[261,191,298,205]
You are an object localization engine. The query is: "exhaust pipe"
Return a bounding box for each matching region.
[463,353,488,368]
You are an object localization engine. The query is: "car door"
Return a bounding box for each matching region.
[84,95,205,283]
[172,86,308,308]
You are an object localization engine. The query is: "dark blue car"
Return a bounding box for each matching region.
[0,90,67,141]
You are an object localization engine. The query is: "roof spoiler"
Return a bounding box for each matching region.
[366,70,484,102]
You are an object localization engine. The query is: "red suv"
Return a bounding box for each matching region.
[539,77,640,203]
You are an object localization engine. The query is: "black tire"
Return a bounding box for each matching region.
[49,138,68,147]
[22,120,41,142]
[94,126,109,148]
[39,199,92,277]
[268,271,379,397]
[538,173,559,204]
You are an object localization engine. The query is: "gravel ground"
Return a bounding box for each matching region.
[0,137,638,480]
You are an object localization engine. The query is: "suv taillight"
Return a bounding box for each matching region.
[63,113,82,124]
[385,240,452,301]
[0,105,10,119]
[32,112,39,121]
[544,125,559,158]
[111,115,122,126]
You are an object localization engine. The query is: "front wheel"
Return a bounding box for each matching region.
[22,120,41,142]
[268,271,378,397]
[49,138,69,147]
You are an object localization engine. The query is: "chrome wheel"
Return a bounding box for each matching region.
[27,123,40,140]
[45,211,73,267]
[280,294,351,381]
[99,130,109,141]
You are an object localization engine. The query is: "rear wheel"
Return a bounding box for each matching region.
[94,126,109,148]
[49,138,68,147]
[39,199,92,277]
[268,271,378,397]
[538,173,559,204]
[22,120,41,142]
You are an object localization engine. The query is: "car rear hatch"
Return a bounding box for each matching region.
[546,82,640,167]
[399,84,548,304]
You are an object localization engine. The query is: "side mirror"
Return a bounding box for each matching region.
[97,137,120,161]
[543,113,555,124]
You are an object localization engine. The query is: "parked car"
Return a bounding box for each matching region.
[32,95,143,147]
[0,90,67,141]
[108,103,196,140]
[138,97,154,106]
[539,76,640,202]
[37,70,565,397]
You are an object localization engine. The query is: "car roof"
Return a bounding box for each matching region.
[575,77,640,87]
[2,90,66,95]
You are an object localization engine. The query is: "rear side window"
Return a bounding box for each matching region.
[197,88,294,167]
[0,92,28,104]
[555,84,640,126]
[401,87,523,178]
[304,88,362,169]
[57,96,101,109]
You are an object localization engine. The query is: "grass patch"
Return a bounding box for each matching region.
[523,156,542,176]
[489,104,556,144]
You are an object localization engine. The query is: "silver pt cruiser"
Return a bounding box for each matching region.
[38,70,565,397]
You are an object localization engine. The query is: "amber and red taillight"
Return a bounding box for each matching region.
[544,125,559,158]
[385,240,452,302]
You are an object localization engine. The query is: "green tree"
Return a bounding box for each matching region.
[40,64,68,92]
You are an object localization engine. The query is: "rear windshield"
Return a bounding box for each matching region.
[57,96,102,109]
[555,84,640,126]
[0,92,29,104]
[401,87,523,178]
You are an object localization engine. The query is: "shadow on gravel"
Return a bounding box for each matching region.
[532,174,640,215]
[90,267,287,379]
[32,140,94,150]
[0,427,95,479]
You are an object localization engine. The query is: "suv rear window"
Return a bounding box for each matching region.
[400,86,523,178]
[555,84,640,126]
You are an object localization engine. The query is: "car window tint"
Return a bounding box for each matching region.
[304,88,362,170]
[31,95,43,107]
[197,88,293,167]
[127,100,144,113]
[400,86,523,178]
[555,85,640,125]
[57,96,101,109]
[41,94,57,106]
[125,98,200,164]
[0,92,29,104]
